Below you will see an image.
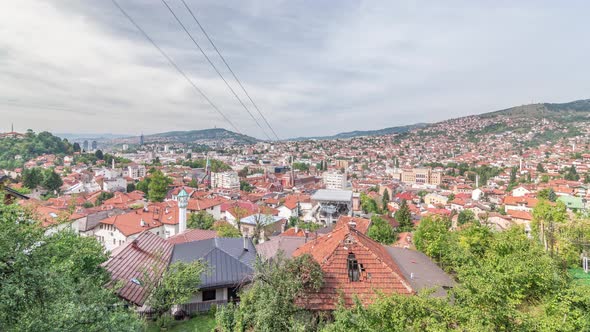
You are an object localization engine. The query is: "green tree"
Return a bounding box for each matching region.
[147,170,172,202]
[94,191,115,206]
[73,142,81,153]
[240,180,253,192]
[564,165,580,181]
[367,215,397,244]
[360,193,380,214]
[394,199,413,231]
[126,182,136,192]
[147,260,207,316]
[42,169,63,192]
[382,189,390,207]
[457,209,476,225]
[22,167,43,189]
[136,177,150,196]
[187,211,215,230]
[216,254,323,332]
[0,202,141,331]
[94,149,104,160]
[213,221,241,238]
[536,162,545,173]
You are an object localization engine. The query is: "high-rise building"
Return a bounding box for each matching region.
[91,140,98,151]
[140,133,144,146]
[83,140,89,151]
[323,171,347,190]
[211,171,240,190]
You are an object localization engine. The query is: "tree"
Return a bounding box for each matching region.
[457,209,476,225]
[147,260,207,316]
[94,149,104,160]
[367,215,397,244]
[126,182,135,193]
[187,211,215,230]
[22,167,43,189]
[360,193,380,214]
[0,202,141,331]
[240,180,253,192]
[448,193,455,202]
[94,191,114,206]
[414,216,452,262]
[382,189,390,208]
[394,199,413,231]
[213,221,241,238]
[136,177,150,196]
[216,254,323,332]
[72,142,81,153]
[42,169,63,192]
[147,170,172,202]
[564,165,580,181]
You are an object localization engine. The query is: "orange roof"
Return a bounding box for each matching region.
[187,197,226,211]
[506,209,533,221]
[293,222,413,310]
[101,202,178,236]
[167,228,217,244]
[335,216,371,234]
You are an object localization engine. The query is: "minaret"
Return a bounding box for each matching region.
[177,188,188,234]
[112,158,115,170]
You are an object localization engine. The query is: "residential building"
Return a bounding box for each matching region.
[323,171,347,190]
[211,171,240,190]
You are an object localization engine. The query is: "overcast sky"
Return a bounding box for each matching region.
[0,0,588,139]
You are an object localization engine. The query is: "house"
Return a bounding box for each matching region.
[511,186,531,197]
[103,231,174,311]
[503,196,538,212]
[238,214,285,240]
[187,197,226,220]
[170,237,256,315]
[94,201,182,251]
[292,220,454,310]
[557,196,585,212]
[167,228,218,245]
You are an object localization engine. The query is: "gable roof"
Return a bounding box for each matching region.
[293,223,414,310]
[103,231,173,306]
[170,237,256,289]
[166,228,218,245]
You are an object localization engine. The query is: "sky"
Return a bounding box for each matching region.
[0,0,589,139]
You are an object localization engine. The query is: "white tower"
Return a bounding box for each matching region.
[177,188,189,234]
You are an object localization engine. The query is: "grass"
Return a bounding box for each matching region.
[568,267,590,285]
[144,314,216,332]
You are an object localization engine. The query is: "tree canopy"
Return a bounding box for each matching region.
[187,211,216,230]
[0,130,73,170]
[0,201,140,331]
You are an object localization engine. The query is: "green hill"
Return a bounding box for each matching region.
[0,131,73,169]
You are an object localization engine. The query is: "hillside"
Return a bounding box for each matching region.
[141,128,259,145]
[0,131,73,169]
[292,123,428,141]
[414,98,590,148]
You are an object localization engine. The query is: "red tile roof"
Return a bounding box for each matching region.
[293,223,413,310]
[166,228,218,244]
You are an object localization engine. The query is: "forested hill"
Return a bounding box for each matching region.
[0,131,73,169]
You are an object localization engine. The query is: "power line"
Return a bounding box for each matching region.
[161,0,273,141]
[180,0,281,141]
[110,0,241,134]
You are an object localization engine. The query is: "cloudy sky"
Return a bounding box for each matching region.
[0,0,588,139]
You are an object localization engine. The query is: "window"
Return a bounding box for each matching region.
[347,253,360,282]
[202,289,216,301]
[113,239,116,245]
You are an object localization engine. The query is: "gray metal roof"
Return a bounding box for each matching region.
[171,238,257,289]
[385,246,455,297]
[311,189,353,202]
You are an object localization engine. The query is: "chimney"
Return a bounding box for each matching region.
[243,235,249,251]
[140,218,146,227]
[348,221,357,229]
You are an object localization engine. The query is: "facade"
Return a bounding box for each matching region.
[401,168,442,186]
[127,165,147,179]
[211,171,240,190]
[323,171,347,190]
[424,193,448,206]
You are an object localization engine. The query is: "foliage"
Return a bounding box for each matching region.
[457,209,476,226]
[360,193,380,214]
[563,165,580,181]
[41,168,63,192]
[240,180,253,192]
[394,199,413,231]
[0,130,73,170]
[0,202,141,331]
[292,162,310,172]
[367,215,397,244]
[215,254,324,332]
[147,170,172,202]
[95,191,115,206]
[95,149,104,160]
[182,158,231,172]
[126,182,136,192]
[213,221,241,238]
[381,189,390,207]
[147,260,207,316]
[188,211,216,230]
[22,167,42,189]
[136,177,150,195]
